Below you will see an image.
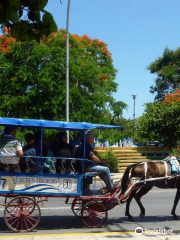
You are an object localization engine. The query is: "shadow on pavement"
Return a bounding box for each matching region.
[111,215,176,223]
[0,214,179,234]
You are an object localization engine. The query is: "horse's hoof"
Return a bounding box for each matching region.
[140,213,145,219]
[128,216,135,222]
[173,215,180,220]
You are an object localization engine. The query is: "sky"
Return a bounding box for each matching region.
[45,0,180,119]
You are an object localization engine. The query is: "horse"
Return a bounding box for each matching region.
[119,160,180,222]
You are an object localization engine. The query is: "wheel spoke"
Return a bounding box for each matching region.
[7,216,20,225]
[24,215,37,227]
[23,217,29,231]
[21,218,24,231]
[15,218,21,231]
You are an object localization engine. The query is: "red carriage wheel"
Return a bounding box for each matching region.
[81,201,107,228]
[4,196,41,232]
[72,198,83,217]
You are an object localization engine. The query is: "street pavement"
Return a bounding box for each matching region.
[0,231,179,240]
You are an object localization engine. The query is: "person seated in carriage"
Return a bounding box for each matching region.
[74,131,121,193]
[51,132,74,173]
[0,125,23,172]
[21,133,38,173]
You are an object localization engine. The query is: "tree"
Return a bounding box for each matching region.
[136,101,180,148]
[0,0,57,41]
[148,47,180,100]
[0,30,126,123]
[164,88,180,103]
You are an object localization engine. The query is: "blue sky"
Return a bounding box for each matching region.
[45,0,180,119]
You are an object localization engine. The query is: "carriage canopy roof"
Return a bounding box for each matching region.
[0,117,124,131]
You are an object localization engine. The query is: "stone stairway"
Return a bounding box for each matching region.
[115,148,148,173]
[95,147,148,173]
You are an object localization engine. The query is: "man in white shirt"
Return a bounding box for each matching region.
[0,125,23,172]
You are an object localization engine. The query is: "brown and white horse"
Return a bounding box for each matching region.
[119,160,180,221]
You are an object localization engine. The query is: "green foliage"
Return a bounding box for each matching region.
[0,31,126,124]
[140,46,180,148]
[136,101,180,148]
[170,148,180,157]
[0,0,57,41]
[92,117,134,144]
[97,149,118,172]
[148,47,180,100]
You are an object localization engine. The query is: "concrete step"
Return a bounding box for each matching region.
[118,159,148,163]
[96,150,139,153]
[117,167,127,173]
[117,156,147,160]
[116,153,143,156]
[95,147,138,150]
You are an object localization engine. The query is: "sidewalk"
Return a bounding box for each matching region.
[0,231,179,240]
[111,172,123,180]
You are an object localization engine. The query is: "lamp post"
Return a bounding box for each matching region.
[66,0,71,141]
[132,94,137,142]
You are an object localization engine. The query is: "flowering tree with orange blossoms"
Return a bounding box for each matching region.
[0,30,127,127]
[0,35,16,52]
[164,89,180,104]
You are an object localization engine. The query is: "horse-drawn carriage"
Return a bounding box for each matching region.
[1,117,180,233]
[0,117,125,232]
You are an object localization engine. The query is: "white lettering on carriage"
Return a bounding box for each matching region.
[15,177,59,185]
[37,178,58,184]
[15,177,36,184]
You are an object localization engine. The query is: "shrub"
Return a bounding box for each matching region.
[170,148,180,157]
[97,149,118,172]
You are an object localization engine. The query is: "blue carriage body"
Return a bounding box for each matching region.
[0,117,123,197]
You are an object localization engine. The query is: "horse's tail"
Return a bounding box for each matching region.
[121,163,139,194]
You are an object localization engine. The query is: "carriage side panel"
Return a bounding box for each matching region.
[0,173,82,196]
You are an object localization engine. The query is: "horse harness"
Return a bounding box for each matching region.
[141,158,180,187]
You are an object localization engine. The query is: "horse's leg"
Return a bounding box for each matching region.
[134,185,153,219]
[171,188,180,220]
[125,190,137,222]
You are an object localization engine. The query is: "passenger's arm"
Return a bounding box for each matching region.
[16,141,24,157]
[17,150,24,157]
[89,153,101,164]
[89,153,107,165]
